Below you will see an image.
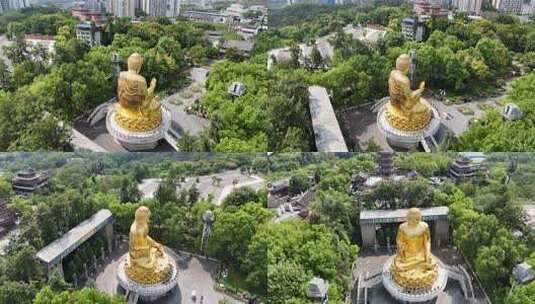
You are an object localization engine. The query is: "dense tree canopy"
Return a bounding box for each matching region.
[0,13,215,151]
[456,73,535,151]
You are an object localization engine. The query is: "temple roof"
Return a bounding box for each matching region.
[360,206,449,224]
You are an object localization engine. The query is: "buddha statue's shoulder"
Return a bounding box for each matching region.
[399,222,409,232]
[130,223,142,236]
[120,71,147,86]
[390,70,410,85]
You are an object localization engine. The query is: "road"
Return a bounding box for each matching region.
[138,170,266,205]
[216,174,264,205]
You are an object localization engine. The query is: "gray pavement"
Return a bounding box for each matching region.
[339,105,393,152]
[138,170,265,205]
[162,96,210,137]
[161,66,211,137]
[95,243,243,303]
[72,119,175,152]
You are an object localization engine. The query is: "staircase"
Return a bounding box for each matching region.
[420,135,440,153]
[86,98,115,126]
[354,268,383,304]
[125,290,139,304]
[437,260,475,300]
[371,97,389,113]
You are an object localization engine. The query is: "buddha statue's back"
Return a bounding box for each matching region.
[114,53,162,132]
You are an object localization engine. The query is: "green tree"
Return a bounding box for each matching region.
[267,261,309,304]
[507,281,535,304]
[0,281,38,304]
[309,189,358,241]
[33,286,124,304]
[119,177,140,203]
[222,186,260,209]
[154,179,177,204]
[208,203,271,266]
[289,172,310,196]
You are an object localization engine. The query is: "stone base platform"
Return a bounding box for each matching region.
[382,256,448,303]
[116,251,179,302]
[377,102,441,150]
[106,105,171,151]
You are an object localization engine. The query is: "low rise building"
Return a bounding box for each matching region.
[448,156,480,181]
[12,168,50,196]
[378,152,394,176]
[502,103,523,121]
[24,34,56,58]
[76,22,102,47]
[513,262,534,284]
[220,40,255,57]
[413,0,448,18]
[401,17,426,42]
[181,10,229,23]
[71,0,108,27]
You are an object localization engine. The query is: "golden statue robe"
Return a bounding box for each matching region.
[114,53,162,132]
[391,221,438,289]
[385,54,432,132]
[118,71,148,109]
[125,207,172,285]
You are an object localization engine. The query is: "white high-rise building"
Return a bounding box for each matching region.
[493,0,522,12]
[522,0,535,14]
[0,0,27,13]
[166,0,180,17]
[453,0,482,14]
[112,0,135,17]
[8,0,28,10]
[143,0,179,17]
[143,0,166,16]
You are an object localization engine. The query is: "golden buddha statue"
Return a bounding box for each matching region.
[125,206,172,285]
[391,208,438,289]
[386,54,432,131]
[115,53,162,132]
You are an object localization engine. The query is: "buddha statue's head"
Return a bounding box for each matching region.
[407,207,421,227]
[127,53,144,74]
[135,206,151,226]
[396,54,410,75]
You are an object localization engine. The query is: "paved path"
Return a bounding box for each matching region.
[216,175,264,205]
[138,170,265,205]
[162,96,210,136]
